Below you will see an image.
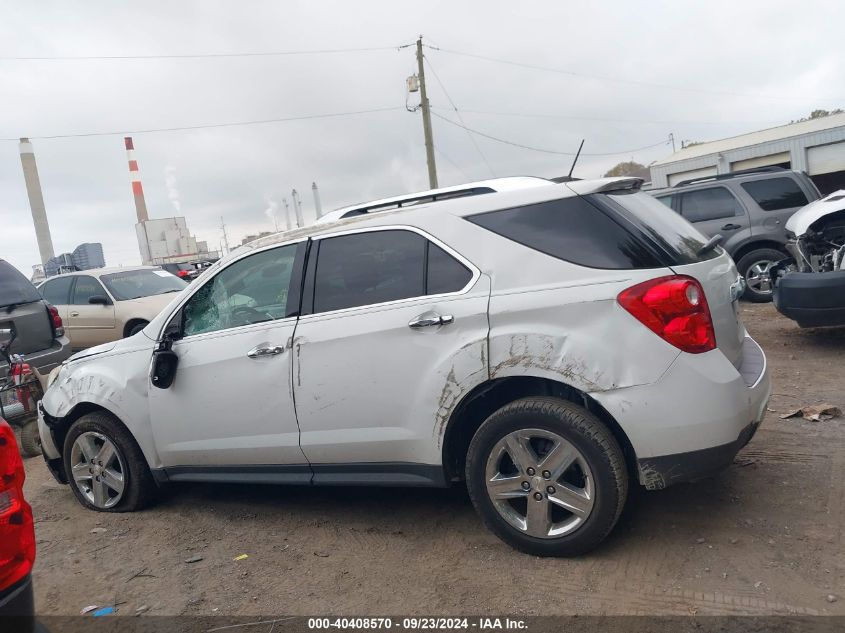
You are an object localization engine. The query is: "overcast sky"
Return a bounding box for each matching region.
[2,1,844,276]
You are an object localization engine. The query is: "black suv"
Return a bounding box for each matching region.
[648,167,821,301]
[0,260,71,379]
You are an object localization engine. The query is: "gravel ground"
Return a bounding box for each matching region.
[23,302,845,616]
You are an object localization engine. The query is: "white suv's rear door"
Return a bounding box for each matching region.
[293,227,489,481]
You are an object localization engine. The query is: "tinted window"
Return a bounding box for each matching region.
[0,260,41,308]
[741,177,809,211]
[183,245,298,337]
[679,187,742,222]
[426,242,472,294]
[40,277,73,305]
[468,197,663,269]
[314,230,426,313]
[71,276,107,305]
[101,269,187,300]
[599,192,716,265]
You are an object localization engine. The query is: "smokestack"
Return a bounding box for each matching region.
[124,137,149,222]
[291,189,304,228]
[18,138,55,266]
[312,181,323,218]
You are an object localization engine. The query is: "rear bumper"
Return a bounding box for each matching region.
[0,336,71,381]
[773,269,845,328]
[592,335,770,490]
[0,575,34,620]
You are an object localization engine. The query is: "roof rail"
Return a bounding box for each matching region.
[673,165,786,188]
[338,186,495,220]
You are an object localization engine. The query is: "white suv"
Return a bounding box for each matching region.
[38,177,770,556]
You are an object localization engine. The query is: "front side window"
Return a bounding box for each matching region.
[183,244,297,337]
[71,276,108,305]
[741,177,809,211]
[313,230,426,313]
[101,269,187,301]
[40,277,73,305]
[679,187,742,222]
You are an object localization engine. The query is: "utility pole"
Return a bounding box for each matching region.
[220,216,230,255]
[669,132,676,153]
[416,36,438,189]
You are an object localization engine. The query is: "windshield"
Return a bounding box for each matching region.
[0,260,42,308]
[597,191,719,264]
[100,269,188,301]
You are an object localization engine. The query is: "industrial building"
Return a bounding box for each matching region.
[44,243,105,277]
[649,112,845,193]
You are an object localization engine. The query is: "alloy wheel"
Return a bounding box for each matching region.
[484,428,594,539]
[745,260,775,294]
[69,431,126,509]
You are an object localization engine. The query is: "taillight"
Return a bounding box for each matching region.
[177,270,189,278]
[0,420,35,591]
[46,304,64,338]
[617,275,716,354]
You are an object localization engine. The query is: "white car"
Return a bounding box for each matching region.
[38,177,770,556]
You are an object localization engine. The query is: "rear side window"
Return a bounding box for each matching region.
[741,177,809,211]
[314,230,426,313]
[467,197,663,270]
[40,277,73,305]
[679,187,742,222]
[0,260,41,308]
[427,242,472,294]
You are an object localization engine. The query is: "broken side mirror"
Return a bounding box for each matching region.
[151,348,178,389]
[151,309,182,389]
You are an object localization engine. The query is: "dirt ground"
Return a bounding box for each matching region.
[22,303,845,616]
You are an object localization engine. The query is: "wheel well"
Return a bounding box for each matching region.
[441,377,637,483]
[731,240,788,265]
[123,319,149,338]
[49,402,112,456]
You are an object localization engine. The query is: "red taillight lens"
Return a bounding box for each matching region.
[47,304,64,338]
[617,275,716,354]
[0,420,35,591]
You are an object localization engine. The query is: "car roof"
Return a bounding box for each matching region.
[242,176,643,254]
[317,176,553,224]
[43,266,159,279]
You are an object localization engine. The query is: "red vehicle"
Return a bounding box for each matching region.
[0,417,36,621]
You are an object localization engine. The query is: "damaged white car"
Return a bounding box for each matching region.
[38,177,770,556]
[771,190,845,327]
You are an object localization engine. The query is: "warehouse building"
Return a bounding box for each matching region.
[649,112,845,193]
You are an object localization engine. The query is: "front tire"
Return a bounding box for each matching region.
[62,411,157,512]
[465,397,628,556]
[736,248,785,303]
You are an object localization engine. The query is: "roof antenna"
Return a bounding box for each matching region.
[567,139,585,180]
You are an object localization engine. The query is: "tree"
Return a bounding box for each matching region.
[603,161,647,177]
[791,108,843,123]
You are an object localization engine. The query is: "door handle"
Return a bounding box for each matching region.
[408,313,454,329]
[70,311,79,317]
[247,344,285,359]
[721,223,741,231]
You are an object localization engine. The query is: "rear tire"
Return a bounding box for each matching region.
[126,321,148,337]
[62,411,157,512]
[19,420,42,457]
[736,248,785,303]
[465,397,628,556]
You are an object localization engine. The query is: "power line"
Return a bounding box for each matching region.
[424,56,496,178]
[431,111,669,157]
[0,44,414,61]
[0,106,404,141]
[425,45,843,103]
[433,144,472,181]
[430,105,784,127]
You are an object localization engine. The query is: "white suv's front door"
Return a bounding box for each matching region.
[293,228,490,483]
[148,242,309,479]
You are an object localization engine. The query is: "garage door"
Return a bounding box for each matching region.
[731,152,790,171]
[667,166,717,186]
[807,142,845,175]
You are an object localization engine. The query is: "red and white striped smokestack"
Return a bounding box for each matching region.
[124,136,149,223]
